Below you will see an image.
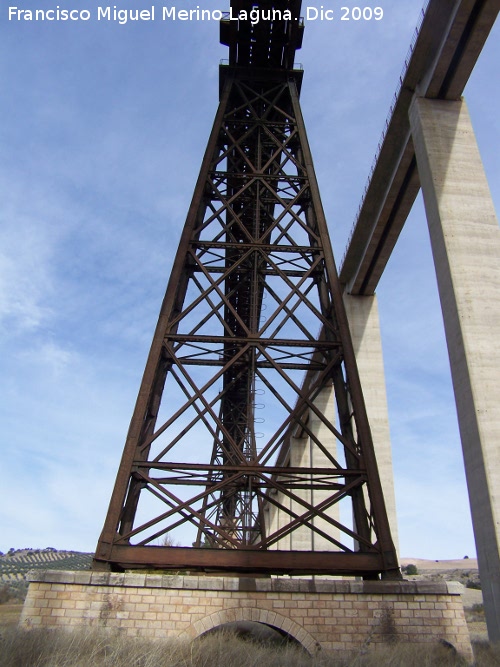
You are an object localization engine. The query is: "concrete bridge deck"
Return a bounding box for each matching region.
[339,0,499,295]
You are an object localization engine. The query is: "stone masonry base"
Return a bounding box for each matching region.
[21,571,472,661]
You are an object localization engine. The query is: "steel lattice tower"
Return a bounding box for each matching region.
[94,0,400,579]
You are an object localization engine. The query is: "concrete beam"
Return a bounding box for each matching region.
[340,0,499,295]
[409,95,500,643]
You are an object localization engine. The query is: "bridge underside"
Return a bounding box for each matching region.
[340,0,499,294]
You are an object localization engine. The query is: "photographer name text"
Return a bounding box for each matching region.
[7,5,384,25]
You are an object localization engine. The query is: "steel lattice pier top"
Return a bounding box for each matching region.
[220,0,304,69]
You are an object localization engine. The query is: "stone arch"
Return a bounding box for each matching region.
[181,606,319,655]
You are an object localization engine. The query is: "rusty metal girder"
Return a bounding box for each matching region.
[94,63,400,579]
[96,545,387,577]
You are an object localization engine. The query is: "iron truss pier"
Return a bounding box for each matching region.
[94,0,400,579]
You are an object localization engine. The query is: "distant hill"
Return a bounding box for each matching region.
[0,548,93,602]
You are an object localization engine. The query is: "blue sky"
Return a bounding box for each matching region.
[0,1,498,559]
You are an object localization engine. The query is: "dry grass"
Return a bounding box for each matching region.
[0,604,23,628]
[0,628,311,667]
[471,641,500,667]
[1,627,500,667]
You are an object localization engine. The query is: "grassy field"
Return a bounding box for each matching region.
[3,626,499,667]
[0,604,23,628]
[0,606,497,666]
[0,549,93,603]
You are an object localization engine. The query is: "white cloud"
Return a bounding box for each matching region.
[0,209,55,334]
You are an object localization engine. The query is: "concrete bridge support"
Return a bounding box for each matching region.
[265,295,401,557]
[409,96,500,642]
[344,294,400,557]
[265,385,341,552]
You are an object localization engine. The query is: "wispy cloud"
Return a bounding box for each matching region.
[0,194,57,335]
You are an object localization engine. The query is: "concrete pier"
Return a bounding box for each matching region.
[344,293,400,556]
[409,96,500,642]
[266,385,340,551]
